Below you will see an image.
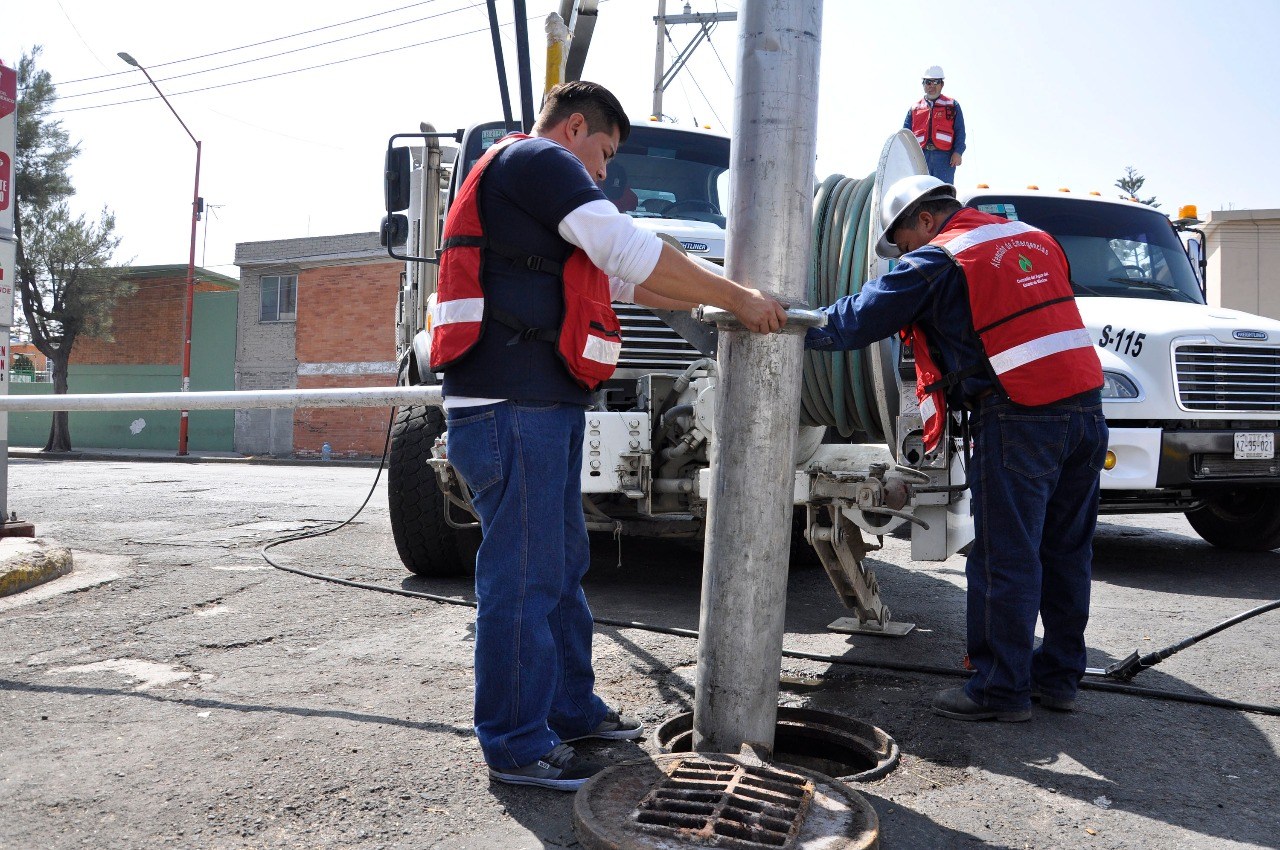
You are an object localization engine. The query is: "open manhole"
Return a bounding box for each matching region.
[654,707,899,783]
[574,752,878,850]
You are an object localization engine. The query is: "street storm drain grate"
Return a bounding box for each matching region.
[573,752,880,850]
[632,756,813,848]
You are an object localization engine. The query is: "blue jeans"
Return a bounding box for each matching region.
[444,401,607,769]
[924,148,956,184]
[964,391,1108,711]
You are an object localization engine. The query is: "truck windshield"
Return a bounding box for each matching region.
[604,125,729,228]
[969,194,1204,304]
[451,122,731,228]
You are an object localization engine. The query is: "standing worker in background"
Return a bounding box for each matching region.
[431,81,786,791]
[905,65,966,183]
[806,175,1106,722]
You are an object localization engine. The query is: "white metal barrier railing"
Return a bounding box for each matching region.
[0,386,444,412]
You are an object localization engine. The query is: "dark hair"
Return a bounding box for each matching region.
[897,195,961,236]
[536,81,631,143]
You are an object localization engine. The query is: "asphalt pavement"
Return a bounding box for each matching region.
[1,454,1277,849]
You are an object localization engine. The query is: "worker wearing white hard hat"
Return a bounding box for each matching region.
[807,173,1106,723]
[904,65,966,183]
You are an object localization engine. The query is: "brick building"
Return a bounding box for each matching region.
[9,265,240,450]
[70,265,238,365]
[233,233,401,458]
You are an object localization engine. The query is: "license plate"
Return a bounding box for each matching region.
[1234,432,1275,460]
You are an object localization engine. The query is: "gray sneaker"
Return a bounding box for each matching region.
[562,709,644,742]
[488,744,602,791]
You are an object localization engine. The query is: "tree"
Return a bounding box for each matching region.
[14,48,132,452]
[1115,166,1160,208]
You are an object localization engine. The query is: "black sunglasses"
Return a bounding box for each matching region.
[922,78,943,85]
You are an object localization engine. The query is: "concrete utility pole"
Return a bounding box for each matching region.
[693,0,824,753]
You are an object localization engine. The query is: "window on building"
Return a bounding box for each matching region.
[260,275,298,322]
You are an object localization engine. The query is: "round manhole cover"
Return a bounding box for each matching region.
[574,752,879,850]
[654,707,899,783]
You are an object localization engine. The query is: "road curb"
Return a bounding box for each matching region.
[0,538,74,598]
[7,448,381,468]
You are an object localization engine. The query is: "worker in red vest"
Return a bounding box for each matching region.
[904,65,966,183]
[434,81,785,792]
[806,175,1106,723]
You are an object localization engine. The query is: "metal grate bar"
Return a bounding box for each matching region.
[632,756,814,849]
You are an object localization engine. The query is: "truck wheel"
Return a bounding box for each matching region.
[1185,489,1280,552]
[387,404,480,576]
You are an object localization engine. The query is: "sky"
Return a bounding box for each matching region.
[6,0,1280,280]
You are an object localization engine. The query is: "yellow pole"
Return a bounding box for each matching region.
[545,12,571,96]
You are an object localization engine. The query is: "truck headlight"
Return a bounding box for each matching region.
[1100,370,1140,399]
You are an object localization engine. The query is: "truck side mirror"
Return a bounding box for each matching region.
[1184,236,1206,296]
[380,214,409,248]
[385,146,413,213]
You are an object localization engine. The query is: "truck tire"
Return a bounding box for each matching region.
[1185,489,1280,552]
[387,404,480,576]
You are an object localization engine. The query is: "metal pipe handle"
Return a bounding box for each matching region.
[694,304,827,331]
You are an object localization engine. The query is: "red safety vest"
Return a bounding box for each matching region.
[430,134,623,391]
[906,208,1103,452]
[909,96,958,151]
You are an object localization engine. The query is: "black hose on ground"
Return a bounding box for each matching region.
[1099,598,1280,682]
[259,403,1279,718]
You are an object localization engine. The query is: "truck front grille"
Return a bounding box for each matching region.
[1174,344,1280,412]
[614,303,704,373]
[1193,453,1280,479]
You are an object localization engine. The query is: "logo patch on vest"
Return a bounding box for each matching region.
[1018,254,1033,273]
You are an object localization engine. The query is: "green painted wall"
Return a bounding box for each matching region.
[8,289,238,451]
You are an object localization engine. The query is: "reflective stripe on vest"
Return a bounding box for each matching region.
[583,334,622,367]
[430,297,484,330]
[987,327,1095,376]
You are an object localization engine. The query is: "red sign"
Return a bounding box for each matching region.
[0,151,9,213]
[0,64,15,120]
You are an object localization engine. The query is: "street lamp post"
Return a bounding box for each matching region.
[118,52,201,456]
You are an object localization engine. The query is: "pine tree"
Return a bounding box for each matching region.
[1114,166,1160,208]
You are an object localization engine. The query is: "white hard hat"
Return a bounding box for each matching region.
[875,174,956,259]
[923,65,945,80]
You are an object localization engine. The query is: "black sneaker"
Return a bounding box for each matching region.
[931,687,1031,722]
[561,709,644,742]
[487,744,602,791]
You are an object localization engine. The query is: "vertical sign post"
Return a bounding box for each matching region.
[0,60,19,524]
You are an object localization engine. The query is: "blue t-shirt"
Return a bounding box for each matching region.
[442,137,609,404]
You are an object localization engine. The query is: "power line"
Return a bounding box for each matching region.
[57,1,480,102]
[58,0,452,86]
[50,23,493,115]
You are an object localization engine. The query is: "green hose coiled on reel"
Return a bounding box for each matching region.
[801,172,891,441]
